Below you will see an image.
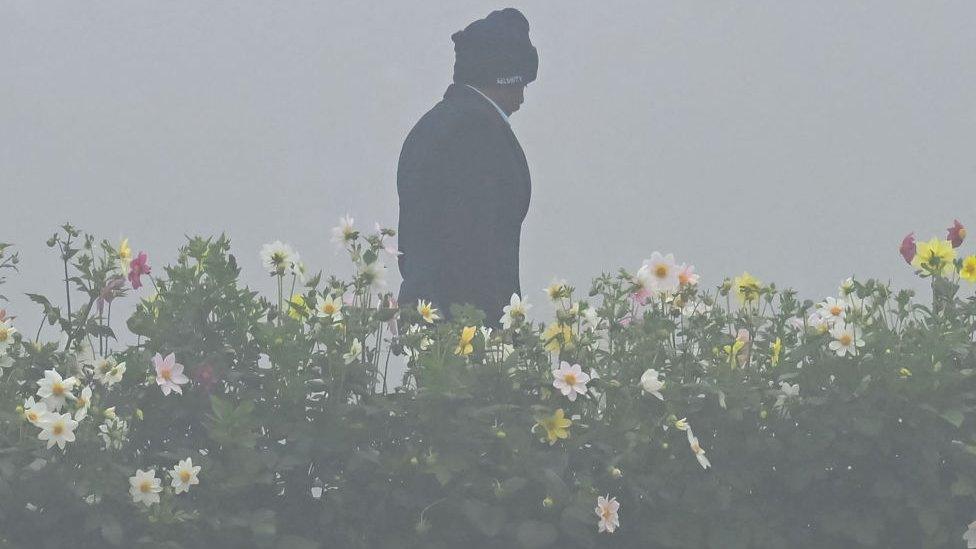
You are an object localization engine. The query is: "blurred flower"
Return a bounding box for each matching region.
[169,457,201,495]
[36,369,77,411]
[37,412,78,450]
[455,326,476,356]
[73,385,92,421]
[552,361,590,402]
[259,241,299,276]
[153,352,189,396]
[687,429,711,469]
[733,272,761,304]
[807,312,830,334]
[674,417,690,431]
[960,256,976,283]
[722,340,745,367]
[899,233,916,264]
[639,368,664,400]
[534,408,572,445]
[129,469,162,506]
[358,261,387,290]
[839,277,855,295]
[128,251,151,290]
[290,261,307,282]
[828,323,864,357]
[287,294,309,320]
[544,279,569,302]
[678,263,699,287]
[343,338,363,364]
[639,252,680,294]
[118,238,133,273]
[417,300,440,324]
[948,219,967,248]
[911,237,956,276]
[682,301,712,317]
[501,293,531,329]
[331,214,357,244]
[96,277,126,314]
[541,322,573,353]
[595,495,620,534]
[192,362,219,393]
[315,294,344,322]
[0,319,15,353]
[771,337,782,366]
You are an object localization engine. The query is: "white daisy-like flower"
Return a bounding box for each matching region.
[640,252,680,294]
[168,457,202,495]
[807,312,830,334]
[551,361,590,402]
[315,294,344,322]
[331,214,356,244]
[500,293,531,329]
[37,412,79,450]
[639,369,664,400]
[259,241,298,276]
[36,369,77,412]
[828,322,864,357]
[839,277,855,295]
[0,319,17,352]
[687,428,711,469]
[343,338,363,364]
[73,385,93,421]
[817,297,847,324]
[544,279,569,302]
[417,300,440,324]
[595,495,620,534]
[129,469,162,506]
[23,397,50,426]
[104,361,126,386]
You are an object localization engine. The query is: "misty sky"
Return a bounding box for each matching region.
[2,1,975,338]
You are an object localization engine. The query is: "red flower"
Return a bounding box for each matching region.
[947,219,966,248]
[899,233,916,264]
[128,252,151,290]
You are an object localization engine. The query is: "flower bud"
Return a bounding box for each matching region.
[495,430,507,439]
[610,467,623,479]
[948,219,966,248]
[542,496,554,508]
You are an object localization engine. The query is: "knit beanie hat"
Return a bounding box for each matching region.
[451,8,538,87]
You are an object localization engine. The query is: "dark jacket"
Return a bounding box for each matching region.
[397,83,531,327]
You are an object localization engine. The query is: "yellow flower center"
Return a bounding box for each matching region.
[965,264,976,275]
[830,306,842,316]
[839,334,853,346]
[654,265,669,279]
[0,328,8,341]
[139,480,152,493]
[99,362,113,374]
[77,397,87,408]
[52,383,65,396]
[52,423,64,436]
[601,507,613,520]
[161,369,172,381]
[179,470,192,483]
[27,410,38,422]
[563,373,577,385]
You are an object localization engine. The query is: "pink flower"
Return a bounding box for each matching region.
[948,219,967,248]
[96,277,126,314]
[128,252,151,290]
[552,361,591,402]
[153,352,189,395]
[191,362,219,393]
[899,233,916,264]
[677,264,699,287]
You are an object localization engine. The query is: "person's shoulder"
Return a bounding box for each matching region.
[409,86,495,140]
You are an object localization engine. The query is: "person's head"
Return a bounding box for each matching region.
[451,8,537,116]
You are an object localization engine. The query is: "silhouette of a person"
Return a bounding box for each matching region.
[396,8,537,328]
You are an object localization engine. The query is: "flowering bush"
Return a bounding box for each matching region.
[2,220,976,548]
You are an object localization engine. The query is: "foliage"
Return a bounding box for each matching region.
[2,221,976,548]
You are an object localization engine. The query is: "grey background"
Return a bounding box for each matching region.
[2,1,975,342]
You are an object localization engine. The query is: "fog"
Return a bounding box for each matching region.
[3,1,975,334]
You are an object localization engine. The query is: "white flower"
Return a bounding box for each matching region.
[595,495,620,534]
[169,457,202,495]
[74,386,93,421]
[104,361,126,386]
[37,412,78,450]
[129,469,162,506]
[687,429,711,469]
[343,338,363,364]
[807,312,830,334]
[828,322,864,357]
[774,381,800,413]
[817,296,847,324]
[581,306,600,330]
[331,214,356,244]
[92,356,115,384]
[0,354,12,369]
[544,279,568,302]
[358,261,387,290]
[290,260,307,282]
[23,397,50,426]
[639,369,665,400]
[315,294,344,322]
[551,361,590,402]
[500,293,531,329]
[259,241,299,276]
[404,325,432,360]
[0,320,17,352]
[36,369,77,411]
[153,352,189,396]
[417,300,440,324]
[964,520,976,548]
[840,277,855,295]
[639,252,680,294]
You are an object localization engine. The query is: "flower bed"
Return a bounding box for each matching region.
[1,220,976,548]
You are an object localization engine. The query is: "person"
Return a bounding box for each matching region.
[396,8,538,329]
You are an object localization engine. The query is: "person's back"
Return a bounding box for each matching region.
[396,8,538,328]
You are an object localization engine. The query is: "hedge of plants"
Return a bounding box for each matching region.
[2,219,976,548]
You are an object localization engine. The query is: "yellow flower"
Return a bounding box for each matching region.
[541,322,573,353]
[722,340,745,367]
[911,238,956,276]
[770,337,782,367]
[733,272,761,304]
[535,408,572,445]
[960,256,976,283]
[287,294,308,320]
[898,367,912,378]
[118,238,133,272]
[417,300,440,324]
[455,326,476,356]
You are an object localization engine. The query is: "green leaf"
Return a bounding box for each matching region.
[461,499,506,537]
[941,410,965,429]
[516,520,558,548]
